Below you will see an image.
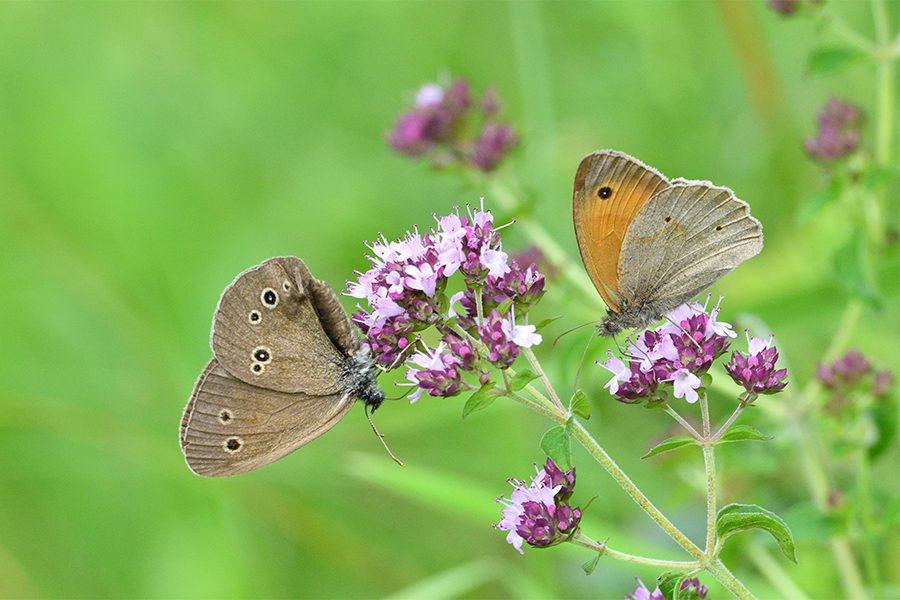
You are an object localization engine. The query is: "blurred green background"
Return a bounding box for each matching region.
[0,1,897,598]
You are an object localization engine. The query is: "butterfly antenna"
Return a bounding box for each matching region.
[573,326,599,393]
[553,320,600,347]
[386,386,413,402]
[365,403,404,467]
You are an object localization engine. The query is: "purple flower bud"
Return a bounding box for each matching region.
[388,110,435,156]
[832,349,871,383]
[472,123,518,171]
[805,97,864,162]
[540,458,576,502]
[404,343,463,402]
[725,335,788,396]
[482,87,502,116]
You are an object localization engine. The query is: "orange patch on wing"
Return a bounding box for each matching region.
[572,151,669,313]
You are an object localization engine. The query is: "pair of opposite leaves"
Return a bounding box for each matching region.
[180,150,763,477]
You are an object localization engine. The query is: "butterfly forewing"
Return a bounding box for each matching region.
[181,359,354,477]
[211,256,345,395]
[572,150,669,312]
[617,183,763,309]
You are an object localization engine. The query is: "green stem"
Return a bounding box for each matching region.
[665,404,703,440]
[569,531,701,569]
[523,347,566,412]
[710,404,745,443]
[700,393,716,555]
[856,449,882,598]
[706,559,756,600]
[748,544,813,600]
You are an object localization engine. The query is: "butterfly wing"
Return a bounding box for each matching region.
[303,273,361,357]
[180,359,354,477]
[572,150,670,312]
[617,183,763,310]
[211,256,345,395]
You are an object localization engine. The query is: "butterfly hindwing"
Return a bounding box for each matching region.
[180,359,354,477]
[617,182,763,311]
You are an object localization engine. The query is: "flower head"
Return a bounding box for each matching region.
[679,578,709,600]
[403,343,462,402]
[725,334,788,396]
[805,97,864,162]
[495,458,581,554]
[388,77,517,172]
[625,580,664,600]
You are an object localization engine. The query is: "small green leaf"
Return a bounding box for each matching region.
[581,551,602,575]
[570,389,591,419]
[657,572,689,600]
[716,503,797,562]
[796,179,842,224]
[541,424,572,469]
[509,369,539,391]
[496,299,513,315]
[868,399,898,461]
[462,382,496,419]
[718,424,773,444]
[642,436,698,459]
[535,316,562,331]
[807,46,864,75]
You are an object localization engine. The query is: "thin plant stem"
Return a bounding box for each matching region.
[711,404,745,443]
[569,531,701,569]
[523,347,566,412]
[699,393,717,555]
[856,448,882,598]
[664,404,703,440]
[747,544,812,600]
[705,560,756,600]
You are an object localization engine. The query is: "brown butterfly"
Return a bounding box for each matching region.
[573,150,763,336]
[180,256,389,477]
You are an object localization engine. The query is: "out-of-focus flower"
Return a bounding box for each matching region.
[872,370,894,398]
[724,334,788,396]
[495,458,581,554]
[625,579,665,600]
[388,77,518,172]
[768,0,800,16]
[805,97,864,162]
[472,123,518,171]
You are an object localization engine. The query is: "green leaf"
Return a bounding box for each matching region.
[868,399,898,461]
[570,389,591,419]
[535,316,562,331]
[717,424,773,444]
[807,46,864,75]
[509,369,539,391]
[716,503,797,562]
[641,436,698,459]
[581,551,602,575]
[496,299,513,315]
[657,572,689,600]
[462,382,496,419]
[796,179,842,224]
[540,423,572,469]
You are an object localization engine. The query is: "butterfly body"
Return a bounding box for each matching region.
[181,256,382,477]
[573,151,763,336]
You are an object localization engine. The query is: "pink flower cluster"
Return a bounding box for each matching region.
[599,298,789,406]
[495,458,581,554]
[346,203,545,401]
[600,300,735,404]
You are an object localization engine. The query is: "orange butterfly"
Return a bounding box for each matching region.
[572,150,763,336]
